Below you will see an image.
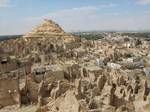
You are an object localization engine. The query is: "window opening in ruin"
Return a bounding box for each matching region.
[1,59,8,64]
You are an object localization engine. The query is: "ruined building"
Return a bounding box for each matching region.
[0,19,150,112]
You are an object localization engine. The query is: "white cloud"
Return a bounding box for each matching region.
[144,10,150,14]
[137,0,150,5]
[0,0,10,7]
[99,3,117,8]
[0,4,150,35]
[26,5,150,32]
[29,3,116,20]
[27,4,118,32]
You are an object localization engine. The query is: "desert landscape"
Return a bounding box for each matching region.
[0,0,150,112]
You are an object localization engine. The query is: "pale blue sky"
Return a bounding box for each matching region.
[0,0,150,35]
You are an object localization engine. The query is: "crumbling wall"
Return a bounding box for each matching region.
[0,60,18,73]
[59,91,80,112]
[45,70,64,81]
[26,78,39,102]
[0,77,20,107]
[65,43,81,50]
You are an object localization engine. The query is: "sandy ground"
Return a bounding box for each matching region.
[0,105,37,112]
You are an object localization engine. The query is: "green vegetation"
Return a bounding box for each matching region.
[80,34,103,40]
[121,33,150,38]
[0,35,22,41]
[76,34,104,40]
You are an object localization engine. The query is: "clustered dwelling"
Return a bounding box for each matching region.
[0,19,150,112]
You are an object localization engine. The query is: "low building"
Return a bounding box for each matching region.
[85,66,103,82]
[0,56,18,74]
[31,64,64,82]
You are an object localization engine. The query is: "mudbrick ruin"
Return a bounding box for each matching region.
[0,19,150,112]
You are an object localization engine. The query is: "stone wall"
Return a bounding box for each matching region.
[65,43,81,50]
[45,70,64,81]
[0,77,20,107]
[26,78,39,102]
[0,60,18,74]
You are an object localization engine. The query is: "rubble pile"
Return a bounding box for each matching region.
[0,19,150,112]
